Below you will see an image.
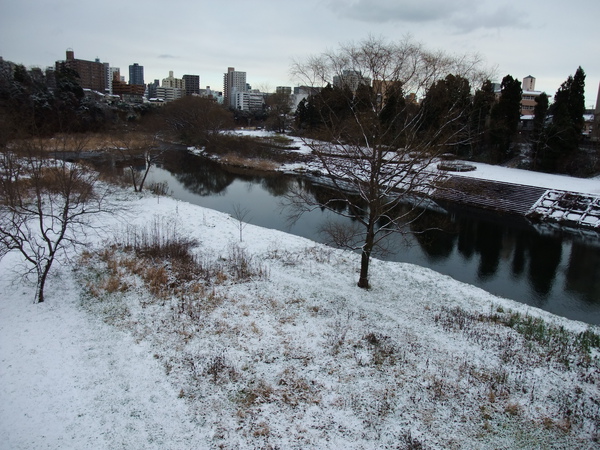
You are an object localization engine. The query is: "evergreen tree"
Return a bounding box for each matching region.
[420,74,472,156]
[489,75,522,163]
[379,82,407,144]
[543,66,586,173]
[531,92,549,170]
[470,80,496,158]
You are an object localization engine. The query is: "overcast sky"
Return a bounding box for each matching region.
[1,0,599,108]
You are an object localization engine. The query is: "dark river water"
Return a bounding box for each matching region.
[147,150,600,326]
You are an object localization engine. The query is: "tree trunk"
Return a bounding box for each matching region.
[357,248,371,288]
[129,166,139,192]
[357,221,375,289]
[35,261,52,303]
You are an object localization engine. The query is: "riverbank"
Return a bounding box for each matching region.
[1,189,599,449]
[202,129,600,231]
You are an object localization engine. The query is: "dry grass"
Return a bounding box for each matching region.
[221,153,279,171]
[19,132,155,153]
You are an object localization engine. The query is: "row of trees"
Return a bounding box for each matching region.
[0,62,157,139]
[294,71,521,164]
[295,62,591,175]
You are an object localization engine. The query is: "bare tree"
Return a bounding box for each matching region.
[290,36,487,288]
[0,136,111,302]
[109,131,162,193]
[160,96,234,147]
[231,203,251,242]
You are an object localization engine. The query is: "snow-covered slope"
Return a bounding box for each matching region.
[1,189,599,448]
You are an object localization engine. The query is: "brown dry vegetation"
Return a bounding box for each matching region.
[8,132,154,153]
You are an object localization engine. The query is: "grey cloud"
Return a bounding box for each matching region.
[327,0,529,32]
[158,54,178,59]
[327,0,465,23]
[451,7,529,33]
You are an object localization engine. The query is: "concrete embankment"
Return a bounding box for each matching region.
[433,175,600,231]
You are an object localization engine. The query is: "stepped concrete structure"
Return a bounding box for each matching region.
[433,176,600,230]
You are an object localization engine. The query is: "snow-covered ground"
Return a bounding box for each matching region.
[1,188,599,449]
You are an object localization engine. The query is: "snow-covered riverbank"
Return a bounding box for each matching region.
[1,190,599,449]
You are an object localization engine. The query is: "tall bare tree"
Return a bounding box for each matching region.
[0,136,111,302]
[290,36,487,288]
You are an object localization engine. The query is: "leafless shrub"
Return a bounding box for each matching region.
[121,217,197,263]
[364,332,399,366]
[231,203,251,242]
[237,380,275,408]
[147,180,170,196]
[203,353,239,384]
[505,401,523,416]
[226,243,269,281]
[277,367,321,406]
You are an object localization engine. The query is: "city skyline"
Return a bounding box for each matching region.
[1,0,599,107]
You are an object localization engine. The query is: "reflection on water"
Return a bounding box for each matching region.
[149,150,600,325]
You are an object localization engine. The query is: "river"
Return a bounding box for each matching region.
[146,150,600,326]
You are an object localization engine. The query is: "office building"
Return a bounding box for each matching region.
[129,63,144,86]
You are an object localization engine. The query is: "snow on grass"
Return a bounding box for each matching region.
[1,192,599,449]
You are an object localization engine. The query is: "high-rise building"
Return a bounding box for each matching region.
[182,74,200,96]
[162,71,184,89]
[129,63,144,86]
[56,49,107,92]
[224,67,247,108]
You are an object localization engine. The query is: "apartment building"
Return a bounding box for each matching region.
[155,86,184,102]
[162,71,184,89]
[56,49,107,92]
[224,67,247,108]
[233,90,265,112]
[183,74,200,96]
[593,82,600,142]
